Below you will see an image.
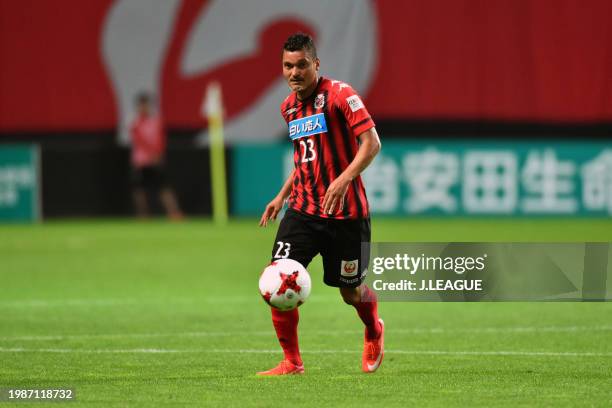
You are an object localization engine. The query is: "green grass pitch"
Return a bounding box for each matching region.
[1,218,611,407]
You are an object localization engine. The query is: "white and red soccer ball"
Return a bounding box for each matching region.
[259,259,311,311]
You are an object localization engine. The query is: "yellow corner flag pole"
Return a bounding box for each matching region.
[204,82,228,225]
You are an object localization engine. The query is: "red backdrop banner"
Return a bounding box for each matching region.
[1,0,611,133]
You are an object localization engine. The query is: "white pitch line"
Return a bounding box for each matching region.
[1,326,611,342]
[0,347,611,357]
[0,299,143,307]
[392,325,612,334]
[0,332,265,341]
[0,297,340,308]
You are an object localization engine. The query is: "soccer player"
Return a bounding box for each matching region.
[130,92,184,220]
[258,33,383,375]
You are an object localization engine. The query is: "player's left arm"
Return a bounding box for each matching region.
[321,127,381,214]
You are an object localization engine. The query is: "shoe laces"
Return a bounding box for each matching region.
[365,341,377,360]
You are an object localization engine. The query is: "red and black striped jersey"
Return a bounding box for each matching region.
[280,76,375,219]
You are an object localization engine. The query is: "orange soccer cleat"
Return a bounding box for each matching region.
[362,318,384,373]
[257,359,305,376]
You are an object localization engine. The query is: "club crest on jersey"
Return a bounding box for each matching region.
[288,113,328,140]
[314,93,325,109]
[341,260,359,277]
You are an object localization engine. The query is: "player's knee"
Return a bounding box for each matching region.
[339,288,360,305]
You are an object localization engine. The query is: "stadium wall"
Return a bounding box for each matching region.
[0,136,219,219]
[232,140,612,218]
[0,134,610,220]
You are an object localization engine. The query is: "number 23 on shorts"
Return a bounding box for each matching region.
[274,241,291,258]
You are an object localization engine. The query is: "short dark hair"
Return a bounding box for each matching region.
[135,92,152,106]
[283,32,317,59]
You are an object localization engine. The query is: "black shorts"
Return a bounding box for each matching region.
[271,208,371,288]
[132,165,168,190]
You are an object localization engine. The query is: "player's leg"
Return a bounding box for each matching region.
[131,167,149,218]
[257,308,303,376]
[153,165,184,220]
[258,209,320,376]
[339,284,381,340]
[160,187,183,220]
[322,217,384,373]
[133,188,148,217]
[339,284,384,373]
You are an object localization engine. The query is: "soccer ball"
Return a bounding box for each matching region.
[259,259,311,311]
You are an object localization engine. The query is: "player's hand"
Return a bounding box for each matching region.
[259,196,285,227]
[322,175,351,215]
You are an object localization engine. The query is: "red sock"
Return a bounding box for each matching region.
[353,285,382,340]
[271,307,302,366]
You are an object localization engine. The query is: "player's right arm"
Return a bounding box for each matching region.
[259,169,295,227]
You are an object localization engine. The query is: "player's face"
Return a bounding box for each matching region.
[282,49,319,97]
[137,101,151,116]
